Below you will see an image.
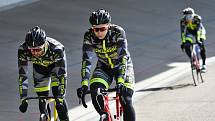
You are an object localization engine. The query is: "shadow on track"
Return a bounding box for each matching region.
[136,83,194,92]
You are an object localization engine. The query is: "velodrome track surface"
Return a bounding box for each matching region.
[0,0,215,120]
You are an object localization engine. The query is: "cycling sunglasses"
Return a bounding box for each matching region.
[185,14,193,21]
[92,27,107,32]
[28,44,44,52]
[29,48,43,52]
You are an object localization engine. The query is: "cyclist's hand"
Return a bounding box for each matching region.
[76,85,88,98]
[180,43,185,51]
[19,99,28,113]
[197,40,203,47]
[116,83,126,94]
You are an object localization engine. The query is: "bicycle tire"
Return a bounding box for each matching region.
[199,70,204,83]
[191,68,200,86]
[191,46,202,86]
[191,58,205,86]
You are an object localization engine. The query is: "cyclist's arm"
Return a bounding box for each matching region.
[116,27,128,84]
[194,15,202,41]
[54,47,67,96]
[81,32,94,87]
[18,45,28,99]
[180,18,186,43]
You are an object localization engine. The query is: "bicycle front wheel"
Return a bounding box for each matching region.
[199,70,204,83]
[191,68,201,86]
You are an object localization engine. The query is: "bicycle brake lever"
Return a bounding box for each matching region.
[81,93,88,108]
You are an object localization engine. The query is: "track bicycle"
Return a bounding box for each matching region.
[80,88,123,121]
[23,96,59,121]
[184,42,204,86]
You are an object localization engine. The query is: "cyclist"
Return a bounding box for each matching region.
[18,26,69,121]
[77,9,136,121]
[180,7,207,72]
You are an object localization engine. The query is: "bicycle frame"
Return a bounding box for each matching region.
[81,88,123,121]
[184,42,204,86]
[23,96,58,121]
[191,43,201,70]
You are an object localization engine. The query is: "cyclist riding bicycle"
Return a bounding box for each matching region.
[77,9,135,121]
[77,9,136,121]
[180,7,207,72]
[18,26,69,121]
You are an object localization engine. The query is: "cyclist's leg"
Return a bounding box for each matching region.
[184,41,192,59]
[184,34,195,70]
[119,65,136,121]
[184,33,194,59]
[51,74,69,121]
[90,82,106,114]
[33,64,52,117]
[49,59,69,121]
[197,25,207,66]
[197,39,206,65]
[36,91,50,117]
[90,65,113,118]
[120,88,135,121]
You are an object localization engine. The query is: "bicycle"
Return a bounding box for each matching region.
[184,42,204,86]
[80,88,123,121]
[22,96,59,121]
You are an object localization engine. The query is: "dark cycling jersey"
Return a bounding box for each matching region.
[18,37,67,98]
[81,24,134,89]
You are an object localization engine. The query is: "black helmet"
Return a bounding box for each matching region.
[25,26,46,47]
[89,9,111,25]
[183,7,195,15]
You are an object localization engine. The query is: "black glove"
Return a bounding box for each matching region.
[197,40,203,47]
[116,83,126,94]
[19,99,28,113]
[77,85,88,98]
[180,43,185,50]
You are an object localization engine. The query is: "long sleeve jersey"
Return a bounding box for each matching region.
[81,24,133,86]
[180,14,203,42]
[18,37,67,98]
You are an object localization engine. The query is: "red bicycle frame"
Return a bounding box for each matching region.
[80,88,123,121]
[191,43,201,70]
